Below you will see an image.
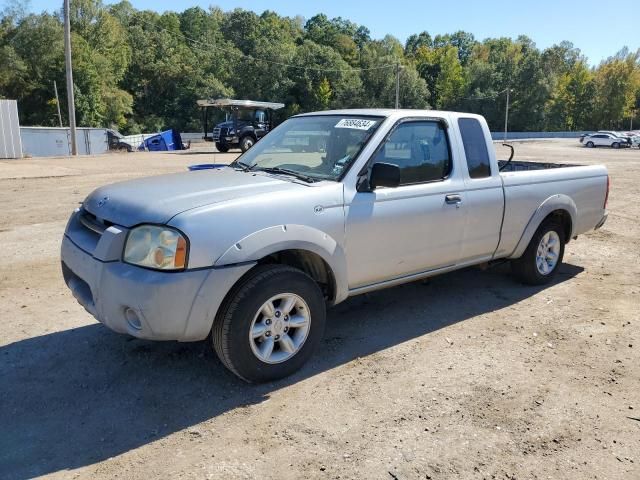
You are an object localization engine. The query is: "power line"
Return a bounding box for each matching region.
[461,88,510,101]
[134,17,398,73]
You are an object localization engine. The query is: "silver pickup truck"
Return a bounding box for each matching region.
[61,110,609,382]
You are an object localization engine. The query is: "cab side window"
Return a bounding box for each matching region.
[374,121,451,185]
[458,118,491,178]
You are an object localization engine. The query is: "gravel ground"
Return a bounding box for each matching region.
[0,140,638,480]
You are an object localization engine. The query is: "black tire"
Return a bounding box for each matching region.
[239,136,255,153]
[586,141,595,148]
[215,142,229,153]
[612,142,620,149]
[212,265,326,383]
[511,220,565,285]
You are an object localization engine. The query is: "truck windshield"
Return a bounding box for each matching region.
[237,109,260,122]
[234,115,384,181]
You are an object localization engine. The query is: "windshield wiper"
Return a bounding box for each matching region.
[254,166,316,183]
[231,160,253,172]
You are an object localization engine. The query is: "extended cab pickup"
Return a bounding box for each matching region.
[61,110,609,382]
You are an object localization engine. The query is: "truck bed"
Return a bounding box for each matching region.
[498,160,582,171]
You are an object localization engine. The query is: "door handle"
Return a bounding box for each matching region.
[445,194,462,205]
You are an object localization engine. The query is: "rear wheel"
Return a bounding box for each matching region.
[215,142,229,153]
[511,220,565,285]
[212,265,326,383]
[586,141,595,148]
[239,136,255,153]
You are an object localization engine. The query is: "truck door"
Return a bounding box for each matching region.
[345,119,467,289]
[456,117,504,262]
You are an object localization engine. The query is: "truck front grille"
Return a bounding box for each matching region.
[213,127,221,141]
[79,211,107,235]
[79,209,113,236]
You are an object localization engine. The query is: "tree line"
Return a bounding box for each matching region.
[1,0,639,134]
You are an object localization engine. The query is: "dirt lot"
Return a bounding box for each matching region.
[1,140,638,480]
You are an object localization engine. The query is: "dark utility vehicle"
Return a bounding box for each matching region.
[198,99,285,153]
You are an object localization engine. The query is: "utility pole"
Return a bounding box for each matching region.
[503,88,512,141]
[63,0,78,156]
[395,63,400,109]
[53,81,63,127]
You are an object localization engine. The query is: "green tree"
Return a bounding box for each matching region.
[314,77,332,110]
[545,60,596,130]
[593,49,640,129]
[405,31,432,56]
[359,38,429,109]
[415,45,466,109]
[288,39,362,111]
[0,13,64,125]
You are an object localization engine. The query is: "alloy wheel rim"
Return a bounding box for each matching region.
[249,293,311,364]
[535,230,561,275]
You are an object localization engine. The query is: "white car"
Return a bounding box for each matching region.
[583,133,630,148]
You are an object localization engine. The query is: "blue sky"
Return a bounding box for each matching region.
[20,0,640,65]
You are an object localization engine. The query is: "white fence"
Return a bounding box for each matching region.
[20,127,108,157]
[491,131,591,140]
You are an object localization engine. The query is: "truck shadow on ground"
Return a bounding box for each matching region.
[1,263,583,479]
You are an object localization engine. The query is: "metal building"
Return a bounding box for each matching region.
[0,99,22,159]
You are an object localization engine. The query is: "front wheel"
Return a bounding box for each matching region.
[586,141,595,148]
[511,220,565,285]
[239,136,255,152]
[215,142,229,153]
[212,265,326,383]
[612,142,620,149]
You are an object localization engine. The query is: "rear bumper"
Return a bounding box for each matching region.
[61,234,254,341]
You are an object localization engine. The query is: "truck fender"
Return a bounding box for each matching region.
[508,194,577,259]
[215,224,349,303]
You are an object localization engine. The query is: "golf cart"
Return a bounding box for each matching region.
[197,98,285,152]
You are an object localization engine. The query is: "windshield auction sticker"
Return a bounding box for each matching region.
[335,118,377,130]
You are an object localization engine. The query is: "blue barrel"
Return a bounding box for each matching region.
[188,164,227,171]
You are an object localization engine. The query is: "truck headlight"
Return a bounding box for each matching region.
[123,225,188,271]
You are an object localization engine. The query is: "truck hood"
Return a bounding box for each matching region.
[83,167,303,227]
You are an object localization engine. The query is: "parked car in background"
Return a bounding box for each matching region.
[582,132,631,148]
[622,131,640,148]
[597,131,633,146]
[106,129,134,152]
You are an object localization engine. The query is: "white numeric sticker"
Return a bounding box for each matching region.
[335,118,377,130]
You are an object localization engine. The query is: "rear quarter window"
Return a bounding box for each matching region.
[458,118,491,179]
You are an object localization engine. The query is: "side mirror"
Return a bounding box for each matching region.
[369,162,400,189]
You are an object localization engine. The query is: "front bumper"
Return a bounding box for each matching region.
[61,211,254,341]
